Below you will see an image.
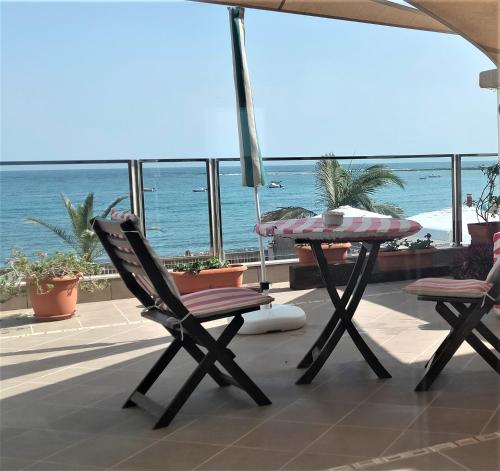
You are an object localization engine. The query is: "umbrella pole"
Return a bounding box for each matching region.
[253,186,269,291]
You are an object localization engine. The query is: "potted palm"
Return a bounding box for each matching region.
[26,192,128,261]
[467,163,500,245]
[171,257,247,294]
[262,157,405,265]
[377,233,436,272]
[0,251,103,321]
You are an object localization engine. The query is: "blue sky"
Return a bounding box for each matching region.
[1,1,497,161]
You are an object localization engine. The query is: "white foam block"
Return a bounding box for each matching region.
[237,304,306,335]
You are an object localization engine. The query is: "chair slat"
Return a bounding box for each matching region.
[121,260,148,277]
[106,235,132,250]
[114,249,142,266]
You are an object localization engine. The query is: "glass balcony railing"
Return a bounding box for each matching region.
[0,153,497,267]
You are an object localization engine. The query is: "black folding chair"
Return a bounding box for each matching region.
[92,214,272,428]
[404,270,500,391]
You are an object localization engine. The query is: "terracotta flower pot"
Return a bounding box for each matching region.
[467,221,500,246]
[171,265,247,294]
[28,276,80,322]
[377,248,436,272]
[295,243,351,266]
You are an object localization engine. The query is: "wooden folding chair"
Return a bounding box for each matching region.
[404,265,500,391]
[92,212,272,428]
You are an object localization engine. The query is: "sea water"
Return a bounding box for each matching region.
[0,158,494,262]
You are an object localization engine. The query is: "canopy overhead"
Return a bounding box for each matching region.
[406,1,500,66]
[193,0,452,33]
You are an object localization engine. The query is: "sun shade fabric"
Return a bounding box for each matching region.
[179,287,274,317]
[194,0,452,33]
[229,6,266,188]
[406,0,500,66]
[255,216,421,242]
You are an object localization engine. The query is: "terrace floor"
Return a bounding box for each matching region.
[0,281,499,471]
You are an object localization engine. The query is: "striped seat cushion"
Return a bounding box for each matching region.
[179,287,274,318]
[403,278,493,298]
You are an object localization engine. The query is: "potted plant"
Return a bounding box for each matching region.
[467,163,500,245]
[171,257,247,294]
[262,157,406,265]
[0,251,103,321]
[377,233,436,272]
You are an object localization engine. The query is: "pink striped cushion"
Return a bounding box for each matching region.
[404,278,492,298]
[179,287,273,318]
[255,216,421,242]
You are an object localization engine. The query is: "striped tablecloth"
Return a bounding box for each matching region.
[255,216,422,242]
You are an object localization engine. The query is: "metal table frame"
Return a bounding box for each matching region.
[295,239,392,384]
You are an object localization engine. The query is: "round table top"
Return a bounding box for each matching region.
[255,216,422,243]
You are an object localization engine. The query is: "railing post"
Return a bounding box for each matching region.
[128,159,146,234]
[206,159,223,260]
[451,154,462,246]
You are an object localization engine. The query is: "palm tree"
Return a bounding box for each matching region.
[262,157,405,222]
[26,192,128,262]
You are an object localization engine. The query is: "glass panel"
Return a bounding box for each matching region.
[141,161,211,262]
[0,163,130,265]
[461,155,499,245]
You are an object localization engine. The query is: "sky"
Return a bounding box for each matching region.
[1,1,497,162]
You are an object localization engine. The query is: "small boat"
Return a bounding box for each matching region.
[428,173,441,178]
[192,187,207,192]
[144,188,156,192]
[419,177,427,180]
[268,180,283,188]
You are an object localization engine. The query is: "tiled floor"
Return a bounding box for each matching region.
[0,281,499,470]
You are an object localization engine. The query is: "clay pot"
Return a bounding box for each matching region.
[377,248,436,272]
[28,276,80,321]
[467,222,500,246]
[295,243,351,266]
[171,265,247,294]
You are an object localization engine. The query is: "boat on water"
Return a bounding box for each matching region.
[428,173,441,178]
[192,187,207,192]
[268,180,283,188]
[419,177,427,180]
[144,188,156,192]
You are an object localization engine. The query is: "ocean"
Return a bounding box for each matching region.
[0,158,494,263]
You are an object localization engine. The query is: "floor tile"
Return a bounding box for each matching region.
[47,434,154,468]
[384,429,472,455]
[111,440,222,470]
[197,446,294,470]
[365,451,466,470]
[49,407,129,433]
[307,425,401,457]
[234,420,329,452]
[282,452,364,470]
[0,456,35,471]
[273,398,358,424]
[164,416,262,445]
[409,406,493,435]
[432,390,500,411]
[442,438,500,471]
[337,402,425,430]
[1,429,89,461]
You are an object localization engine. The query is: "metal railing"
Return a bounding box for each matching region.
[1,153,497,264]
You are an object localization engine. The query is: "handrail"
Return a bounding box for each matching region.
[1,153,498,259]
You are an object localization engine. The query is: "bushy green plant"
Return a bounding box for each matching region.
[473,163,500,223]
[25,192,128,262]
[0,251,104,302]
[172,257,229,275]
[381,233,434,252]
[403,233,434,251]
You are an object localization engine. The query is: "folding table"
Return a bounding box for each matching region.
[256,216,422,384]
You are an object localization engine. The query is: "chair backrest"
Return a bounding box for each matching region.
[491,232,500,310]
[92,211,187,319]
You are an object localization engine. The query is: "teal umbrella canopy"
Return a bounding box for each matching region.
[229,6,266,188]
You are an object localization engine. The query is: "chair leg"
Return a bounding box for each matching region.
[436,303,500,373]
[124,338,182,408]
[415,303,490,391]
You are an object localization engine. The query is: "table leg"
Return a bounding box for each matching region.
[297,242,391,384]
[297,243,367,369]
